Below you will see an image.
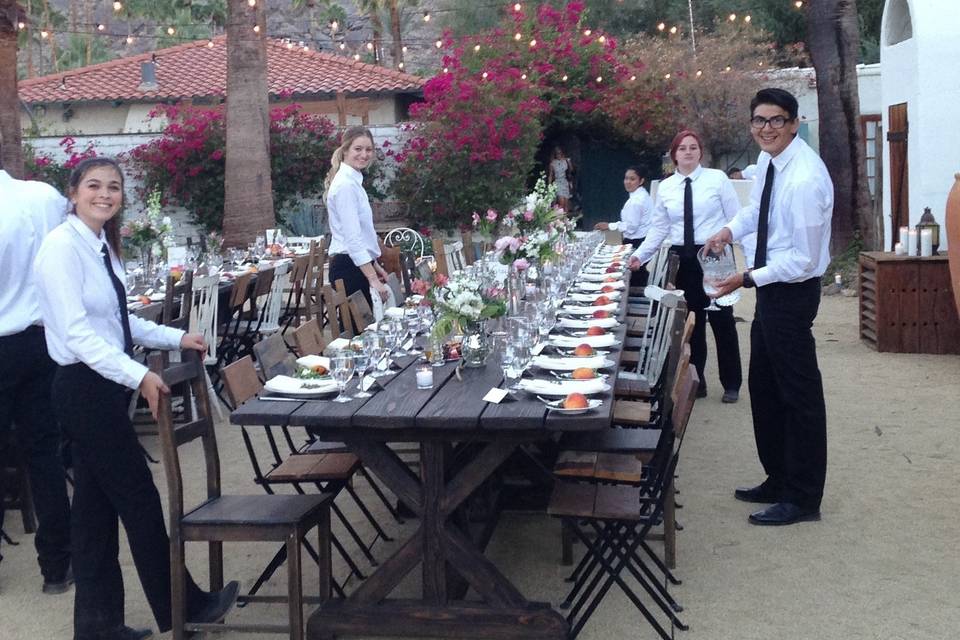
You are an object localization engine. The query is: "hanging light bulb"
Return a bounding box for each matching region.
[398,62,404,69]
[529,39,536,47]
[443,66,449,73]
[757,61,764,67]
[696,69,703,77]
[513,3,522,11]
[113,1,123,11]
[795,0,803,7]
[167,26,175,36]
[97,24,105,31]
[402,45,408,53]
[354,53,361,60]
[729,13,737,21]
[664,73,671,79]
[207,39,214,48]
[435,39,442,48]
[481,71,488,79]
[598,35,606,43]
[629,74,636,81]
[366,42,374,50]
[253,24,260,33]
[520,73,527,80]
[40,30,49,38]
[583,29,591,36]
[744,15,752,23]
[286,41,293,49]
[595,75,602,83]
[724,65,732,72]
[248,0,256,5]
[17,21,25,30]
[422,11,431,22]
[474,44,481,52]
[514,32,522,40]
[561,74,568,81]
[330,20,338,32]
[126,35,134,44]
[302,44,309,51]
[669,26,678,34]
[339,42,346,50]
[657,22,666,31]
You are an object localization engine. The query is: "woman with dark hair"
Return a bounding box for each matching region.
[325,125,389,310]
[547,146,574,212]
[627,130,743,402]
[34,157,237,640]
[595,165,654,286]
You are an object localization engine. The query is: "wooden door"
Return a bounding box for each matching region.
[887,103,909,249]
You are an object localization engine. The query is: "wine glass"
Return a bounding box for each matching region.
[368,331,391,378]
[330,352,355,403]
[351,342,373,398]
[502,342,530,391]
[254,235,266,259]
[697,245,741,311]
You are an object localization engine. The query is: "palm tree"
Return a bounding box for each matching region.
[0,0,24,175]
[806,0,875,250]
[221,0,275,246]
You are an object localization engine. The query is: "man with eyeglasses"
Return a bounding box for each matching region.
[706,87,832,526]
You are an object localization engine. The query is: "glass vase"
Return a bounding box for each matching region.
[459,320,490,368]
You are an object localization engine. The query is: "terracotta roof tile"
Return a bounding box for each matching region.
[19,36,425,103]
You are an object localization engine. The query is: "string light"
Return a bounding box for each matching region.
[669,26,678,34]
[520,73,527,79]
[302,44,309,51]
[514,32,522,40]
[657,22,666,31]
[398,62,405,69]
[481,71,488,79]
[443,67,449,73]
[17,21,25,29]
[339,43,346,50]
[126,35,134,44]
[112,1,123,11]
[422,11,431,22]
[583,29,591,36]
[97,24,105,31]
[330,20,338,32]
[167,27,175,36]
[474,44,481,52]
[248,0,256,5]
[253,25,260,33]
[402,45,408,53]
[207,40,214,48]
[561,74,568,81]
[724,65,732,72]
[696,69,703,77]
[664,73,671,79]
[40,30,49,38]
[795,1,803,7]
[744,15,752,23]
[595,75,602,83]
[629,74,636,81]
[435,39,443,48]
[513,3,522,11]
[729,13,737,21]
[286,41,293,49]
[366,42,374,50]
[529,39,536,47]
[354,53,361,60]
[598,35,605,43]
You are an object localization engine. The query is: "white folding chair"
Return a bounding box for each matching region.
[188,273,222,419]
[258,262,292,336]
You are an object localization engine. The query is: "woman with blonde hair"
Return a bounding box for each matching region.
[325,126,389,309]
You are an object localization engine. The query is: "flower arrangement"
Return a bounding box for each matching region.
[471,208,501,240]
[121,190,172,256]
[206,230,224,256]
[419,272,507,340]
[492,176,577,268]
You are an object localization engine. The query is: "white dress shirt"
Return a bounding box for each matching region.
[326,164,380,267]
[0,170,68,336]
[609,187,654,239]
[631,165,740,265]
[726,136,833,287]
[34,215,185,390]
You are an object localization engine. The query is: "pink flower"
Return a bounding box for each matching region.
[523,210,534,222]
[513,258,530,271]
[485,209,498,222]
[120,226,133,238]
[472,212,481,225]
[411,278,431,296]
[434,273,449,287]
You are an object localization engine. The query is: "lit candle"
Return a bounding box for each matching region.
[899,226,910,250]
[834,272,842,286]
[920,229,933,257]
[908,229,918,256]
[416,364,434,390]
[894,242,903,256]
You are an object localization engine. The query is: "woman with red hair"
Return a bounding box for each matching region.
[627,130,742,402]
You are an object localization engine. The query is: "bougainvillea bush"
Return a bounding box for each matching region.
[127,103,341,232]
[390,2,624,231]
[23,137,99,192]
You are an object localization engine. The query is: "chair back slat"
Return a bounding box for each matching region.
[333,279,355,338]
[672,366,700,444]
[291,318,327,357]
[379,242,403,284]
[189,274,220,365]
[253,333,297,380]
[383,227,426,258]
[259,262,291,333]
[172,419,209,447]
[221,355,262,407]
[669,343,692,409]
[347,291,375,332]
[163,270,194,330]
[160,358,204,387]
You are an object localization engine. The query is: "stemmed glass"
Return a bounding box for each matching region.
[368,331,391,378]
[351,340,373,398]
[501,342,530,391]
[697,245,741,311]
[254,235,266,260]
[330,352,355,403]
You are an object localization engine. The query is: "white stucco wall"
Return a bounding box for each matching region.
[881,0,960,249]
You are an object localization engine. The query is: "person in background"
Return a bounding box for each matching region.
[707,87,832,527]
[627,129,743,403]
[726,167,744,180]
[0,151,72,595]
[547,146,574,212]
[325,125,390,315]
[34,157,237,640]
[594,166,654,287]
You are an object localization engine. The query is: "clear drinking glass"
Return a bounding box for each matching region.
[697,245,741,310]
[503,342,530,391]
[351,346,373,398]
[331,352,355,403]
[368,332,390,378]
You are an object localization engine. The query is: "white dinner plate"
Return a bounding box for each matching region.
[263,375,338,397]
[517,379,611,396]
[542,398,604,414]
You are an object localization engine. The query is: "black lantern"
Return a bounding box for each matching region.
[916,207,941,254]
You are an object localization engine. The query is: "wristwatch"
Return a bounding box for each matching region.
[742,271,755,288]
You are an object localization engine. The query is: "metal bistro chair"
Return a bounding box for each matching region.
[151,350,333,640]
[383,227,426,295]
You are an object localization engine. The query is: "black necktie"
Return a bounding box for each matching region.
[754,163,775,269]
[101,244,134,356]
[683,177,695,257]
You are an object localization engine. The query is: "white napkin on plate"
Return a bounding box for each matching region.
[568,291,621,302]
[575,281,626,291]
[557,316,620,329]
[533,354,610,370]
[579,272,622,282]
[517,378,609,396]
[550,333,619,348]
[561,303,618,315]
[263,375,337,395]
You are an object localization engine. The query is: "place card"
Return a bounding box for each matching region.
[360,376,382,392]
[531,343,546,356]
[482,387,514,404]
[403,339,415,351]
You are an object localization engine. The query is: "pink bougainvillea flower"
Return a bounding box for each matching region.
[411,278,431,296]
[434,273,449,287]
[513,258,530,271]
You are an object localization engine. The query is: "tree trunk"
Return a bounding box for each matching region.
[370,11,383,65]
[0,0,24,176]
[806,0,876,251]
[388,0,402,68]
[222,0,275,247]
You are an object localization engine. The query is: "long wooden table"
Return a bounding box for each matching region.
[231,273,629,640]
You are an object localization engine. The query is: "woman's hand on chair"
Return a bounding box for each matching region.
[374,262,389,283]
[180,333,207,352]
[594,222,609,231]
[139,372,171,420]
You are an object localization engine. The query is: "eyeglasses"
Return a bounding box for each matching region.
[750,115,793,130]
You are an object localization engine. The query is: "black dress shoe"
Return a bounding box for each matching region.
[696,382,707,399]
[75,625,153,640]
[748,502,821,526]
[721,389,739,403]
[734,483,778,504]
[43,565,74,595]
[188,580,240,624]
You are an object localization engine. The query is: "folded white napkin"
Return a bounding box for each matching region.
[371,289,399,321]
[517,378,609,396]
[557,316,620,329]
[296,355,331,370]
[567,291,621,302]
[532,354,610,370]
[263,375,338,395]
[324,338,351,354]
[579,272,623,282]
[550,333,619,348]
[575,281,626,291]
[561,303,618,315]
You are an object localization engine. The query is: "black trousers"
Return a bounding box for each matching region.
[329,253,372,334]
[624,237,649,288]
[750,278,827,509]
[51,363,204,635]
[673,251,742,392]
[0,326,71,581]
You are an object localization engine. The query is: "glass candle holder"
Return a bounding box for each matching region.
[416,364,434,390]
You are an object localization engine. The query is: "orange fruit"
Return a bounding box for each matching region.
[592,310,610,319]
[563,392,589,409]
[571,367,596,380]
[573,343,595,357]
[593,295,611,306]
[586,326,605,336]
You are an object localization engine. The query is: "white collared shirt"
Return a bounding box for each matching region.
[726,136,833,287]
[631,165,740,265]
[34,215,184,390]
[326,164,380,267]
[609,187,653,239]
[0,170,68,336]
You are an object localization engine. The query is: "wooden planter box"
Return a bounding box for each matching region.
[859,251,960,354]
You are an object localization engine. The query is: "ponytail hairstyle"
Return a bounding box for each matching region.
[67,156,125,257]
[323,125,375,201]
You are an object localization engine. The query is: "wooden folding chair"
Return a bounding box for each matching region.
[151,350,333,640]
[346,291,375,333]
[291,319,327,357]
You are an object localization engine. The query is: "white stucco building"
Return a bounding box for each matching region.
[881,0,960,249]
